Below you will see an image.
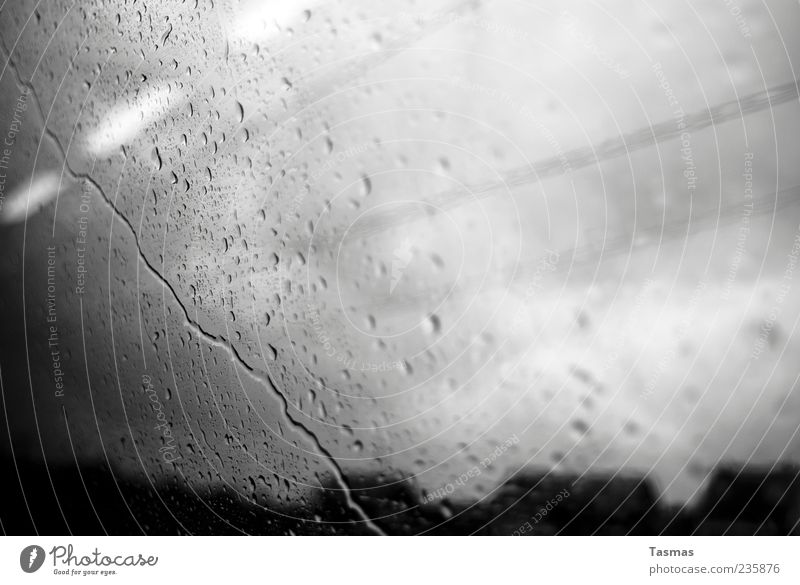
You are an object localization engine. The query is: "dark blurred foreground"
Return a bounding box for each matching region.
[2,457,797,535]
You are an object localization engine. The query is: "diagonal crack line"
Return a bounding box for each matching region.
[4,53,384,534]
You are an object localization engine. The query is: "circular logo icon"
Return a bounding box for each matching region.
[20,545,45,573]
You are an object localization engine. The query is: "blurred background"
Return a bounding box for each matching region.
[0,0,798,535]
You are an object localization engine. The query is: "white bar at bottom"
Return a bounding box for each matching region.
[1,536,797,583]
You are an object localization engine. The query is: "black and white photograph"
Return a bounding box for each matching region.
[0,0,798,578]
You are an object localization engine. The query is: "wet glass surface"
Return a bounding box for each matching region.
[0,0,799,534]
